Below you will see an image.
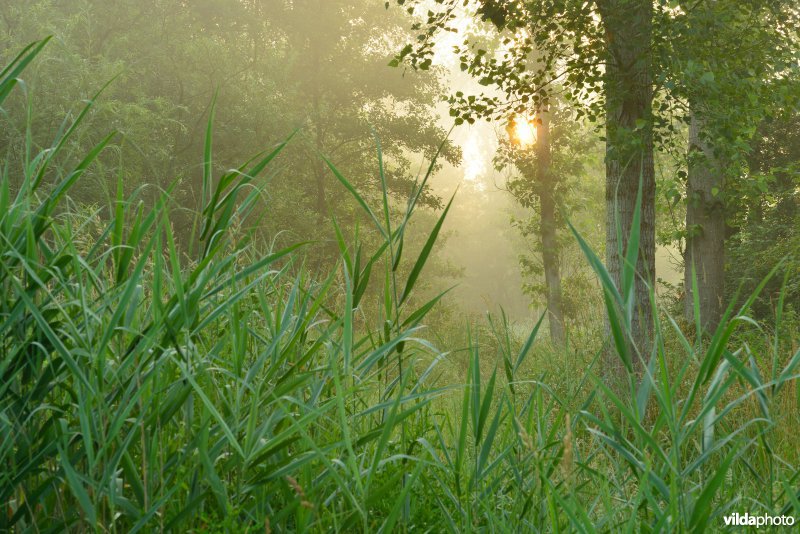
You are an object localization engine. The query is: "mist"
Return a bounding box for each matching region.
[1,1,798,531]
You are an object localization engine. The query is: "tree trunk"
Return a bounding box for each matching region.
[684,111,725,333]
[309,7,327,226]
[599,0,656,377]
[536,112,566,346]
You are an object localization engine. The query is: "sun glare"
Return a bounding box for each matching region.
[462,133,486,184]
[509,115,537,148]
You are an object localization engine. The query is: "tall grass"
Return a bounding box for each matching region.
[2,40,799,532]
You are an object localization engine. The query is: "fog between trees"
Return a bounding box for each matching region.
[1,1,799,531]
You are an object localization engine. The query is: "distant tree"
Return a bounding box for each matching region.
[0,0,459,268]
[262,1,460,248]
[496,101,595,345]
[521,111,565,345]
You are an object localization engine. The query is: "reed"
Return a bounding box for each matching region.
[1,39,798,532]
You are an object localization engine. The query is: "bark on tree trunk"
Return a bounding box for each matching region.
[684,112,725,333]
[599,0,656,377]
[536,112,566,346]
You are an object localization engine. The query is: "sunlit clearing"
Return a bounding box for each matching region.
[509,115,537,148]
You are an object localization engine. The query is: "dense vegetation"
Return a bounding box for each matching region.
[1,1,799,532]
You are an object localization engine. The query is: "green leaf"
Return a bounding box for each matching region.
[400,192,455,304]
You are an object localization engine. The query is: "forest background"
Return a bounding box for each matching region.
[1,0,799,531]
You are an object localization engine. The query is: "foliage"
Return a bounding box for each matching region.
[727,112,800,318]
[0,0,460,268]
[657,0,800,236]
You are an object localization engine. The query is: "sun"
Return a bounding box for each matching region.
[509,115,537,148]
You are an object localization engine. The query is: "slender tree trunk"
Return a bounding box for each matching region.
[313,155,327,219]
[599,0,656,376]
[311,93,328,271]
[536,112,565,345]
[684,111,725,333]
[308,1,327,225]
[312,104,326,219]
[308,12,329,272]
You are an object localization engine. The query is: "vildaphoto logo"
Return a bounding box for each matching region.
[722,512,795,528]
